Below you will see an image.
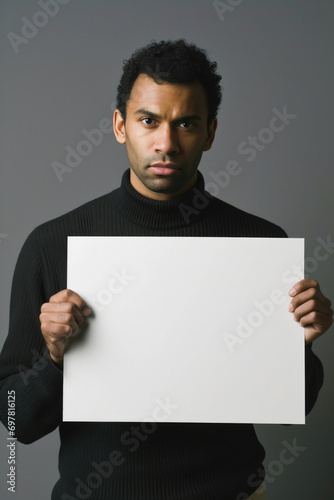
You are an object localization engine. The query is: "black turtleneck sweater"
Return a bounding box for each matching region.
[0,170,323,499]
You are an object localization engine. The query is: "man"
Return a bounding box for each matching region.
[0,39,332,500]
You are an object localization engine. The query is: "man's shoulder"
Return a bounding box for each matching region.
[206,192,288,237]
[30,190,116,244]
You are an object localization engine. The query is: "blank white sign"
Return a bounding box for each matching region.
[64,237,305,424]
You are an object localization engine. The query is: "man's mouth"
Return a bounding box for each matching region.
[148,163,181,176]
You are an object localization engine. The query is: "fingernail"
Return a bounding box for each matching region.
[289,287,296,296]
[288,303,293,312]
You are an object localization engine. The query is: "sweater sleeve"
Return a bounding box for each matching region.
[305,342,324,415]
[0,228,63,444]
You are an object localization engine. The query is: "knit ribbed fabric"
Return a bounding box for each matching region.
[0,169,323,499]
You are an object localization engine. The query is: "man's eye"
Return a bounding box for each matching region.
[179,121,194,129]
[141,118,156,125]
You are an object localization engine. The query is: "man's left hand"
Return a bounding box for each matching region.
[288,279,333,343]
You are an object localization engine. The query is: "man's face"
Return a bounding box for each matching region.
[113,74,217,200]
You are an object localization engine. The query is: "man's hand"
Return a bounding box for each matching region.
[288,280,333,343]
[39,289,91,366]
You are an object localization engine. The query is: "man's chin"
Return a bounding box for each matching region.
[144,177,189,196]
[147,169,197,193]
[130,167,197,198]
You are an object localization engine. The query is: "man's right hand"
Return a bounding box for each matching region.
[39,289,91,366]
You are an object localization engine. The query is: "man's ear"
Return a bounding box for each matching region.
[113,109,126,144]
[203,117,218,152]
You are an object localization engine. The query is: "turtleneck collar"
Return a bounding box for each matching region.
[111,169,211,230]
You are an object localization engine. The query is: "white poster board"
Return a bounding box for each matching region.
[64,237,305,424]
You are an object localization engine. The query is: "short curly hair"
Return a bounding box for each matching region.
[116,39,222,127]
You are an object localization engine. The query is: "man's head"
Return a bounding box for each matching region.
[113,40,222,200]
[116,39,222,128]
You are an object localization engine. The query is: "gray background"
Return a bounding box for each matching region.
[0,0,333,498]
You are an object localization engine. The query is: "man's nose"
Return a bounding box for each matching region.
[154,125,180,155]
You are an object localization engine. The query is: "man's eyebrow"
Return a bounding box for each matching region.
[134,109,202,122]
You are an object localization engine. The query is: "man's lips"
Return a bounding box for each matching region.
[148,163,181,176]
